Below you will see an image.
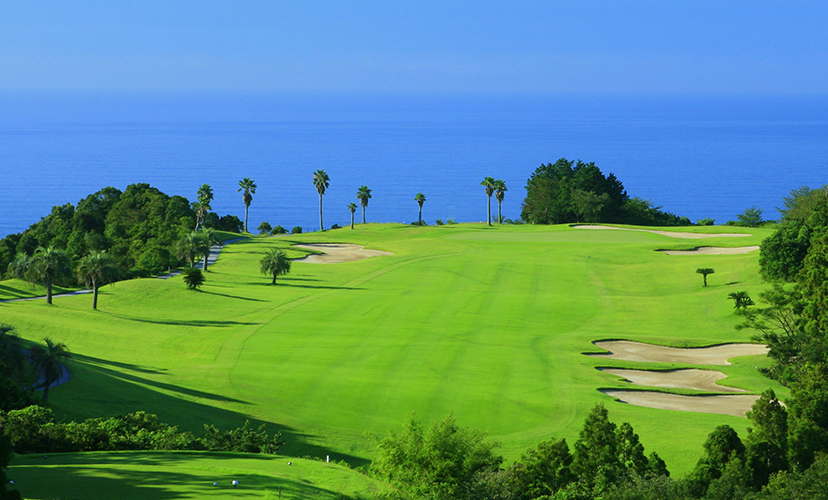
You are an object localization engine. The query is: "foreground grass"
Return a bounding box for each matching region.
[9,452,387,499]
[1,223,783,479]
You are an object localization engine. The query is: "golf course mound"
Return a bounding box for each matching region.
[571,224,751,239]
[598,367,745,393]
[656,246,760,255]
[292,243,393,263]
[601,390,760,417]
[589,340,769,365]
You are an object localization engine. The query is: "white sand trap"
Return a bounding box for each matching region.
[657,246,760,255]
[572,224,750,239]
[601,389,759,417]
[292,243,392,264]
[589,340,769,365]
[599,368,745,393]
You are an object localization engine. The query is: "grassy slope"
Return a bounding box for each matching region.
[1,223,785,484]
[9,452,388,499]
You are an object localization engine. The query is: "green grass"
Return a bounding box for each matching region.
[1,223,784,489]
[8,452,388,499]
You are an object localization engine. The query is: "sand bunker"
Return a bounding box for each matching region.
[657,246,760,255]
[292,244,392,264]
[601,390,759,417]
[599,368,745,393]
[589,340,769,365]
[572,224,751,239]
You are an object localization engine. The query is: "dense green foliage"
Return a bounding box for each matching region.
[521,158,691,225]
[182,267,205,290]
[0,406,282,455]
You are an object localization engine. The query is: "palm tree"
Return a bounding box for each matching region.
[28,246,72,305]
[237,177,257,233]
[7,252,29,280]
[77,251,119,310]
[357,185,372,224]
[199,228,222,272]
[415,193,426,225]
[348,202,358,229]
[696,268,715,287]
[177,231,210,268]
[28,338,71,403]
[194,184,214,230]
[260,248,292,284]
[312,170,330,231]
[481,177,495,225]
[493,179,507,224]
[728,291,755,311]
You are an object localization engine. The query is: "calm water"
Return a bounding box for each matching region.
[1,91,826,238]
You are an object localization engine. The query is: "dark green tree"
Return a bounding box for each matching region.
[176,231,209,269]
[357,185,372,224]
[28,338,71,403]
[736,206,764,227]
[728,291,755,311]
[687,425,745,497]
[572,404,624,492]
[193,184,214,231]
[347,202,357,229]
[312,170,330,231]
[77,251,119,310]
[481,177,495,225]
[258,221,272,235]
[182,267,205,290]
[696,267,715,287]
[745,389,789,487]
[493,179,507,224]
[237,177,257,233]
[260,248,291,285]
[508,437,574,499]
[415,193,426,225]
[27,246,72,305]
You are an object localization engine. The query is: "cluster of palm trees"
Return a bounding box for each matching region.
[177,228,221,271]
[481,177,508,225]
[1,324,71,403]
[9,246,119,309]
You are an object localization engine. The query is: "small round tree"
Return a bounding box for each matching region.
[696,268,715,287]
[261,249,292,285]
[183,267,205,290]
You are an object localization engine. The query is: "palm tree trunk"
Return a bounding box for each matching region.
[362,206,366,224]
[319,193,324,231]
[498,201,502,224]
[203,251,209,272]
[487,196,492,225]
[351,213,355,229]
[45,278,53,305]
[272,273,276,284]
[92,282,99,310]
[244,204,249,233]
[42,381,50,402]
[418,207,422,224]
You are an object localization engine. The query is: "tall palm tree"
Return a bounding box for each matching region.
[199,228,222,272]
[28,338,71,403]
[28,246,72,305]
[348,203,357,229]
[415,193,426,225]
[357,185,372,224]
[493,179,507,224]
[260,248,292,284]
[7,252,29,280]
[481,177,495,225]
[194,184,214,230]
[77,251,119,310]
[177,231,210,268]
[312,170,330,231]
[237,177,257,233]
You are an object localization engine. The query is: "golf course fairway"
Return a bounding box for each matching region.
[2,223,786,481]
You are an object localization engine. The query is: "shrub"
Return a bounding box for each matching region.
[331,224,341,230]
[271,225,287,235]
[291,226,302,234]
[257,221,272,235]
[698,217,715,226]
[435,219,444,225]
[182,267,205,290]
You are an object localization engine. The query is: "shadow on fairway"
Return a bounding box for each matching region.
[249,282,362,291]
[104,313,260,327]
[10,456,356,499]
[197,290,268,302]
[60,358,372,468]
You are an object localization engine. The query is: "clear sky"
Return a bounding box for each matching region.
[1,0,826,93]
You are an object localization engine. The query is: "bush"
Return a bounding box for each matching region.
[331,224,341,230]
[182,267,205,290]
[698,217,715,226]
[202,421,284,454]
[291,226,302,234]
[271,225,287,235]
[435,219,444,225]
[257,221,272,235]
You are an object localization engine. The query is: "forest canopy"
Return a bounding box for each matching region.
[520,158,692,226]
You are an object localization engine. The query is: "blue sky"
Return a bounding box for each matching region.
[1,1,826,93]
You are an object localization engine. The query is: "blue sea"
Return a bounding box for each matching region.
[1,91,826,238]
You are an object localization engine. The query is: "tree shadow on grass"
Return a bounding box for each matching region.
[197,290,268,302]
[247,282,361,291]
[10,455,364,499]
[103,312,260,327]
[53,356,372,468]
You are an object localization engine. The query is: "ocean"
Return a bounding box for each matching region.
[1,91,826,238]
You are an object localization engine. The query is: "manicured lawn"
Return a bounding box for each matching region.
[8,452,388,499]
[1,223,784,481]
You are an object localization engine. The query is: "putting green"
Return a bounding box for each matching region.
[1,223,785,475]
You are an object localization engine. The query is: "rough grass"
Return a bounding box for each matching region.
[1,223,784,483]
